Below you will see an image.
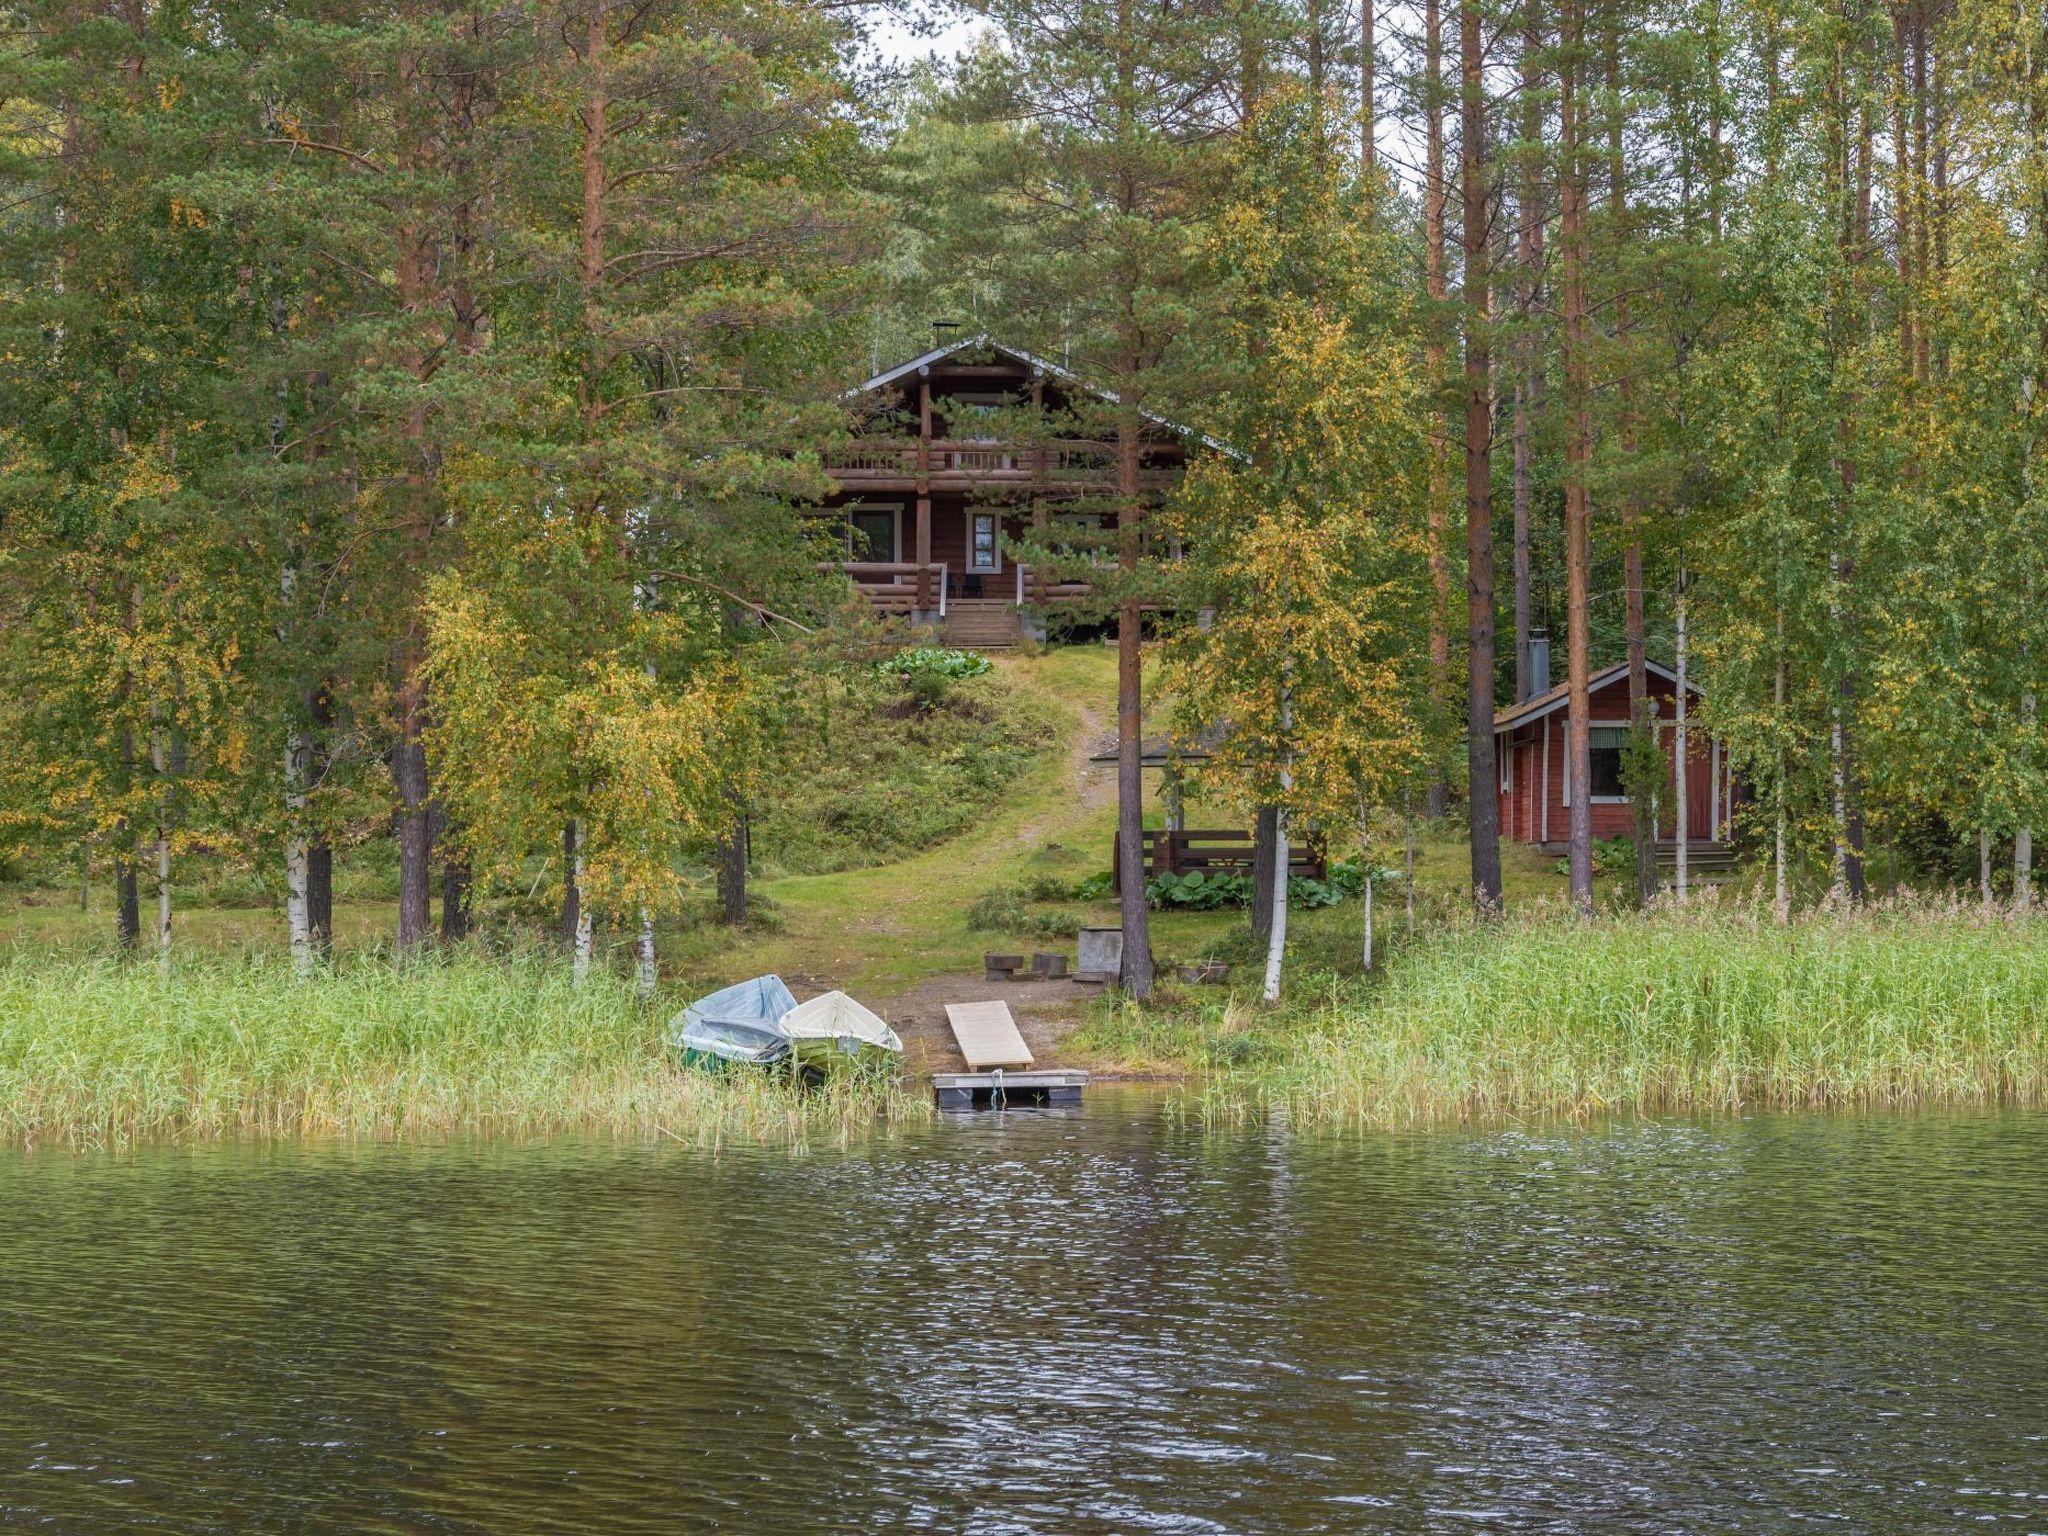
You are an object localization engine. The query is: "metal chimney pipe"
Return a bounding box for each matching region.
[1525,632,1551,702]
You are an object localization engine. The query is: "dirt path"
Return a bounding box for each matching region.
[681,647,1132,1069]
[869,687,1120,1073]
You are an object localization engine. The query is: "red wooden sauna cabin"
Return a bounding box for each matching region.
[1493,651,1737,856]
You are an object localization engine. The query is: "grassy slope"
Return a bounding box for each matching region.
[662,645,1127,992]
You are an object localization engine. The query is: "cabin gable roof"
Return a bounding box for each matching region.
[848,332,1241,459]
[1493,659,1694,732]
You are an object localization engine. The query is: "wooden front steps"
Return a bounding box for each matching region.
[941,598,1024,649]
[1654,841,1738,880]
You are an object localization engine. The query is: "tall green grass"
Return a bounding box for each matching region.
[0,953,931,1148]
[1150,903,2048,1126]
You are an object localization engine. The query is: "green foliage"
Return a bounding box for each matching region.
[1552,838,1637,878]
[750,667,1060,876]
[1147,869,1253,909]
[964,884,1084,939]
[876,647,994,683]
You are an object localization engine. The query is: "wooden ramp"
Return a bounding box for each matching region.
[944,1001,1034,1070]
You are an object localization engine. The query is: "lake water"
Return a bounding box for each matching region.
[3,1094,2044,1533]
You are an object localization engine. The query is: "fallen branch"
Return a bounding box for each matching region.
[650,569,814,634]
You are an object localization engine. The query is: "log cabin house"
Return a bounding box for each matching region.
[1494,653,1736,858]
[815,332,1211,647]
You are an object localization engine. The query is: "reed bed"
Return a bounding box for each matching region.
[1186,902,2048,1128]
[0,953,932,1149]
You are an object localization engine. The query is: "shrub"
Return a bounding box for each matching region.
[1147,870,1254,909]
[875,645,993,684]
[1552,836,1637,877]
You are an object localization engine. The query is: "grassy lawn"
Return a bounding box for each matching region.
[661,644,1129,992]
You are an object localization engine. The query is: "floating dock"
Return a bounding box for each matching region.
[933,1069,1089,1111]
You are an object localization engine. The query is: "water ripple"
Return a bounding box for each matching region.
[0,1099,2043,1532]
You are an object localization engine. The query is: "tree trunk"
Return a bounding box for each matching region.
[1606,5,1653,907]
[1462,0,1502,910]
[1561,0,1594,915]
[393,723,433,952]
[716,803,748,925]
[1773,605,1789,922]
[560,819,582,952]
[1982,827,1995,908]
[117,853,139,951]
[1424,0,1452,821]
[441,852,470,942]
[1626,541,1654,905]
[1114,401,1154,999]
[116,726,139,949]
[1359,0,1376,175]
[1262,685,1293,1003]
[285,831,312,974]
[308,684,334,954]
[567,819,592,986]
[1358,797,1375,971]
[150,728,171,966]
[1674,564,1690,902]
[1512,0,1545,705]
[636,908,658,999]
[1403,795,1417,933]
[155,830,171,968]
[308,841,333,954]
[1251,803,1280,948]
[285,724,312,973]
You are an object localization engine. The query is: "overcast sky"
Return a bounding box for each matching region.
[866,1,989,70]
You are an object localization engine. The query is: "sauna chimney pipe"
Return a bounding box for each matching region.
[1525,633,1551,702]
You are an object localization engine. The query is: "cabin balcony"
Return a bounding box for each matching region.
[824,439,1178,494]
[818,560,1093,619]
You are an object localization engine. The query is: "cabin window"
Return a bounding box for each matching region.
[845,506,898,564]
[967,510,1002,573]
[1589,726,1628,800]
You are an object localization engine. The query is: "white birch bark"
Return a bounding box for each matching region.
[1981,827,1995,908]
[1674,562,1689,903]
[282,561,312,974]
[1403,793,1417,934]
[149,728,171,967]
[635,907,657,998]
[569,818,592,987]
[1262,684,1293,1004]
[1357,792,1374,972]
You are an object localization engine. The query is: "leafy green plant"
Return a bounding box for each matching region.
[1552,837,1637,878]
[1075,870,1116,901]
[1146,869,1254,909]
[876,646,993,683]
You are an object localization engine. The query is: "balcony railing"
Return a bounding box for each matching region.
[823,439,1173,487]
[818,559,1095,612]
